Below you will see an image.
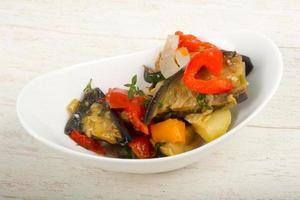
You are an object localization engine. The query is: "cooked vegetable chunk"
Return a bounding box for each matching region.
[65,87,131,145]
[67,98,80,114]
[65,88,103,135]
[82,102,123,144]
[129,136,153,159]
[185,108,231,142]
[144,69,184,124]
[70,129,105,155]
[145,51,248,123]
[159,126,204,156]
[159,35,181,78]
[150,119,186,143]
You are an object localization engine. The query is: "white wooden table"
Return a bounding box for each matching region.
[1,1,300,199]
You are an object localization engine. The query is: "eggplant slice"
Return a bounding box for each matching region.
[144,69,185,124]
[222,50,254,76]
[65,88,131,146]
[144,51,250,124]
[65,88,102,135]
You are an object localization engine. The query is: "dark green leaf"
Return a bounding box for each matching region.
[144,69,165,84]
[124,83,132,87]
[125,75,145,99]
[131,75,137,85]
[128,88,135,99]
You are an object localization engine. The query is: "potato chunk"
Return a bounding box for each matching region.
[185,108,231,142]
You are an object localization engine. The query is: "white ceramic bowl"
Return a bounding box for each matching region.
[17,31,282,173]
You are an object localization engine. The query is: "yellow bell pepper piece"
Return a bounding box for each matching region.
[150,119,186,143]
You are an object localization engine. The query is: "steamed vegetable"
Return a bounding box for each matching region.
[67,98,80,114]
[70,130,105,155]
[182,48,233,94]
[185,108,231,142]
[175,47,190,68]
[65,88,104,135]
[129,136,153,159]
[145,50,248,124]
[175,31,216,52]
[158,35,182,78]
[150,119,186,143]
[82,102,123,144]
[159,126,204,156]
[144,69,185,124]
[65,86,131,146]
[106,88,149,134]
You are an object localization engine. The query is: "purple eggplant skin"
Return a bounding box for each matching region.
[236,92,248,104]
[98,89,132,146]
[241,55,254,76]
[64,88,131,146]
[144,69,184,125]
[109,107,132,146]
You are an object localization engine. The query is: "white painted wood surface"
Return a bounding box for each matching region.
[1,0,300,199]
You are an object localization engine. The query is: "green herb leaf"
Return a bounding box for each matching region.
[83,79,93,92]
[124,83,132,87]
[131,75,137,85]
[196,94,211,110]
[128,88,135,99]
[124,75,145,99]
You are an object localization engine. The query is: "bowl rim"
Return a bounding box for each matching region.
[16,30,283,164]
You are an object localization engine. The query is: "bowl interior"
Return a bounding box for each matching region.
[17,31,282,172]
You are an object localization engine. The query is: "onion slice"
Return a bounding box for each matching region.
[159,35,180,78]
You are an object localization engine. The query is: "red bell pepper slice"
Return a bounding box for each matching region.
[182,48,233,94]
[175,31,216,52]
[125,96,149,134]
[70,130,105,155]
[129,136,153,159]
[106,88,130,109]
[106,89,149,135]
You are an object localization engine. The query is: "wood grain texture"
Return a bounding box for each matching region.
[0,0,300,199]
